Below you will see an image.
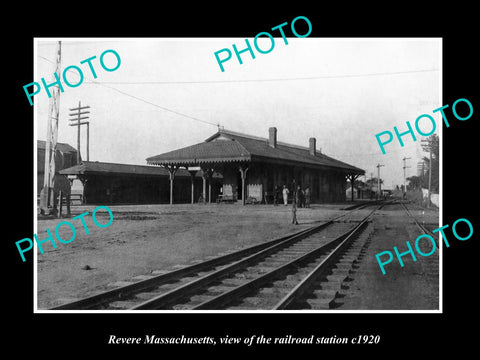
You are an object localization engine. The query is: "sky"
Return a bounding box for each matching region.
[34,37,441,189]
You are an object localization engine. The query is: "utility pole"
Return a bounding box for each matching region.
[402,157,411,199]
[40,41,62,215]
[427,141,432,209]
[369,172,374,199]
[376,163,384,199]
[68,102,90,162]
[421,139,433,208]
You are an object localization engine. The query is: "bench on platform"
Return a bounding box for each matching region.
[245,196,259,205]
[216,194,236,203]
[57,193,83,205]
[69,193,83,205]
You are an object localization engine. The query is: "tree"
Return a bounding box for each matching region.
[366,177,383,186]
[420,134,439,193]
[406,175,424,190]
[365,177,383,194]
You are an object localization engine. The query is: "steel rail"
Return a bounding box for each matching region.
[51,224,317,310]
[137,206,381,310]
[400,201,439,254]
[191,223,367,310]
[400,201,436,236]
[51,201,380,310]
[130,220,343,309]
[273,215,372,310]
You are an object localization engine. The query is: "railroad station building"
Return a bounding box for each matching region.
[59,160,222,204]
[146,127,365,205]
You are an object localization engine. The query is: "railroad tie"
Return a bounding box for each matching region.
[326,273,350,282]
[305,297,336,310]
[134,291,165,300]
[108,300,140,310]
[106,280,136,288]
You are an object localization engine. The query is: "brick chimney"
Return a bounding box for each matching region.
[269,127,277,148]
[309,137,316,156]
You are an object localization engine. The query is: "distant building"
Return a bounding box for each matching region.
[37,140,79,195]
[346,183,375,200]
[346,185,360,199]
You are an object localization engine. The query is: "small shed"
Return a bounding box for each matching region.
[37,140,79,195]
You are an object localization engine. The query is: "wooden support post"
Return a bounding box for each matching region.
[201,169,207,204]
[345,174,352,201]
[208,178,212,204]
[346,174,353,202]
[353,175,359,201]
[79,177,88,204]
[167,165,178,205]
[206,169,214,204]
[239,164,249,206]
[188,170,197,204]
[169,173,174,205]
[58,190,63,218]
[66,193,71,216]
[200,167,214,204]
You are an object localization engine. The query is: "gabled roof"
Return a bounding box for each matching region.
[37,140,77,154]
[147,129,364,175]
[146,139,251,164]
[59,160,208,178]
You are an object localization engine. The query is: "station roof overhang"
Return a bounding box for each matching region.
[59,161,222,178]
[248,154,364,175]
[146,139,252,167]
[146,130,365,176]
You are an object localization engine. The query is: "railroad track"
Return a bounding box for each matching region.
[399,201,439,284]
[400,201,436,237]
[52,202,385,311]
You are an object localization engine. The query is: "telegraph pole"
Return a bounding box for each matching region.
[402,157,411,199]
[376,163,384,199]
[421,139,433,208]
[68,102,90,162]
[427,141,432,208]
[86,122,90,161]
[40,41,62,215]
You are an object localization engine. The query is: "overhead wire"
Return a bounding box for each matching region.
[37,55,219,128]
[38,56,438,85]
[78,69,439,85]
[37,55,439,131]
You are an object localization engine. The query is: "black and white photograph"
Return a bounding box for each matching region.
[33,37,442,312]
[7,7,479,356]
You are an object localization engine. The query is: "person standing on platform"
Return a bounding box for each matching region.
[304,186,311,208]
[296,186,303,208]
[282,185,289,206]
[292,186,299,225]
[53,174,71,217]
[274,185,279,206]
